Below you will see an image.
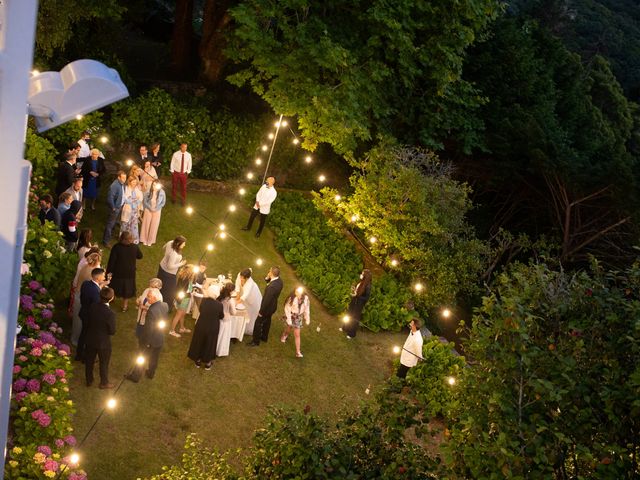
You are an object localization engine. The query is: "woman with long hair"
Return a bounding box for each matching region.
[139,180,166,246]
[106,231,143,312]
[76,228,95,260]
[150,142,162,172]
[169,264,195,338]
[343,269,372,339]
[120,176,143,244]
[187,284,224,369]
[140,160,158,193]
[157,235,187,309]
[280,287,311,358]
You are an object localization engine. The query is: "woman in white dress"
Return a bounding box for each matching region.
[234,268,262,335]
[216,283,235,356]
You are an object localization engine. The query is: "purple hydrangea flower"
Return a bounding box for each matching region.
[42,374,56,385]
[37,445,52,456]
[26,379,41,393]
[19,295,33,311]
[28,280,41,291]
[41,309,53,320]
[38,287,47,295]
[13,378,27,392]
[63,435,76,446]
[38,332,56,346]
[54,439,64,448]
[14,391,27,402]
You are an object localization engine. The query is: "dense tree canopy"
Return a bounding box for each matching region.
[227,0,501,155]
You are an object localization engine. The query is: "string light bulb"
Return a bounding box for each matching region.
[441,308,451,318]
[158,320,167,329]
[31,69,40,76]
[390,259,398,267]
[350,214,358,223]
[414,283,424,292]
[229,205,237,212]
[239,188,246,195]
[292,138,299,145]
[268,133,274,140]
[153,182,162,191]
[177,291,185,300]
[305,156,312,163]
[296,286,304,295]
[185,206,194,215]
[136,355,145,365]
[246,172,254,180]
[274,121,281,128]
[255,158,262,165]
[447,376,456,386]
[106,398,117,410]
[207,243,214,251]
[125,159,133,167]
[342,315,350,324]
[75,114,83,120]
[369,236,377,244]
[100,136,108,144]
[219,223,226,231]
[219,232,227,239]
[318,174,326,182]
[69,453,80,465]
[193,266,201,274]
[256,258,263,266]
[393,345,401,354]
[282,120,288,127]
[261,145,268,151]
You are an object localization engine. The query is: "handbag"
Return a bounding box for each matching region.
[121,202,132,223]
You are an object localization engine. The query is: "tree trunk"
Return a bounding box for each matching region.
[199,0,234,84]
[170,0,195,79]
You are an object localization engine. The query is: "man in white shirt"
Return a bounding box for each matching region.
[397,318,424,379]
[169,142,192,205]
[241,176,277,238]
[77,130,92,170]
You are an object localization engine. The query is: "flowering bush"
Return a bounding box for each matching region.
[5,278,85,479]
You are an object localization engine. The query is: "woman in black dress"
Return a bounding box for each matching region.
[344,269,372,339]
[106,231,143,312]
[187,285,224,370]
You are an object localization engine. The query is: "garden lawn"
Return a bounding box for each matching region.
[68,187,407,479]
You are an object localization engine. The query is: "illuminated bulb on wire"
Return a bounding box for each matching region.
[296,286,304,295]
[447,376,456,386]
[292,138,299,145]
[239,188,246,195]
[228,204,237,212]
[305,156,312,163]
[207,243,214,251]
[136,355,145,365]
[268,133,274,140]
[75,114,83,120]
[441,308,451,318]
[274,121,281,128]
[158,320,167,329]
[350,214,358,223]
[318,174,326,182]
[246,172,254,180]
[282,120,288,127]
[219,232,227,239]
[261,145,268,151]
[193,266,201,274]
[185,206,194,215]
[256,258,263,266]
[342,315,350,324]
[177,291,185,300]
[69,453,80,465]
[100,136,108,144]
[393,345,401,355]
[125,159,133,167]
[106,398,117,410]
[414,283,424,292]
[369,236,377,244]
[334,194,341,201]
[255,158,262,165]
[153,182,162,191]
[390,259,398,267]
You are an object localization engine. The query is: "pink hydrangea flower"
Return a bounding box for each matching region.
[43,459,58,472]
[18,355,28,362]
[55,369,65,378]
[42,374,56,385]
[26,379,41,393]
[30,347,42,357]
[12,365,21,374]
[14,391,28,402]
[13,379,27,392]
[54,439,64,448]
[31,409,51,427]
[37,445,52,456]
[63,435,76,446]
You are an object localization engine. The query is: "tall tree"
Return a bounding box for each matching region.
[170,0,195,78]
[226,0,501,156]
[199,0,236,84]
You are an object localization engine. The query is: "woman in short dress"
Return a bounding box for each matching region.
[169,264,195,338]
[280,287,311,358]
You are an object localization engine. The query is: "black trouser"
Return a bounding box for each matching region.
[344,315,360,338]
[246,208,268,234]
[75,317,87,361]
[85,346,111,385]
[128,345,162,381]
[252,314,273,345]
[396,363,410,379]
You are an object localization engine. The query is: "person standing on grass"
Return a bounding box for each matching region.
[157,236,187,310]
[396,318,423,379]
[343,269,372,339]
[234,268,262,335]
[140,180,166,246]
[76,267,108,362]
[61,200,82,252]
[120,175,144,244]
[55,152,79,200]
[169,265,195,338]
[81,148,106,211]
[135,278,163,349]
[241,176,277,238]
[170,142,191,205]
[187,284,224,369]
[84,287,116,389]
[126,288,168,382]
[280,287,311,358]
[106,231,143,313]
[249,266,283,346]
[102,171,127,247]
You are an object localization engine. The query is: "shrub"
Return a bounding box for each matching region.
[39,112,105,151]
[25,128,59,182]
[268,191,415,331]
[446,261,640,478]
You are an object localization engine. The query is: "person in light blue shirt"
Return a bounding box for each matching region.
[102,171,127,247]
[140,180,166,246]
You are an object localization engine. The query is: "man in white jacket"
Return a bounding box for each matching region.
[242,176,277,238]
[397,318,423,379]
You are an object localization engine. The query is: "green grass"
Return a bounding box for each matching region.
[67,188,407,479]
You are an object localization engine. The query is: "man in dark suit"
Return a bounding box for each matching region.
[75,268,107,362]
[126,288,169,382]
[38,194,61,228]
[84,287,116,388]
[137,145,150,166]
[55,152,80,201]
[250,266,284,346]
